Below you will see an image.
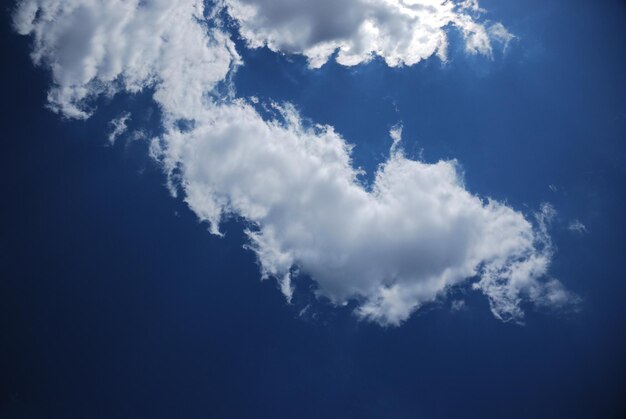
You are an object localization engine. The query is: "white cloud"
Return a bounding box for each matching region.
[154,103,573,325]
[471,204,578,322]
[450,299,467,312]
[219,0,514,68]
[13,0,240,119]
[568,220,587,234]
[14,0,577,326]
[107,112,131,144]
[489,22,516,52]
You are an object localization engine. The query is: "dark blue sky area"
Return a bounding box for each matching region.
[1,0,625,418]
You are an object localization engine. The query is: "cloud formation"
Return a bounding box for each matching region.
[568,220,587,234]
[14,0,575,325]
[13,0,238,119]
[157,107,571,325]
[108,112,131,144]
[220,0,513,68]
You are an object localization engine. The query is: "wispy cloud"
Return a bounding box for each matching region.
[108,112,131,144]
[568,220,587,234]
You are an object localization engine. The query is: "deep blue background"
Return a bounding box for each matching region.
[1,0,625,417]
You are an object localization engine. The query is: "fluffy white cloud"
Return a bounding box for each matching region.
[472,204,580,322]
[219,0,513,68]
[13,0,239,119]
[155,103,571,325]
[14,0,576,325]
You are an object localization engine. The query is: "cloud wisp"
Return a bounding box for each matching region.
[108,112,131,144]
[14,0,576,325]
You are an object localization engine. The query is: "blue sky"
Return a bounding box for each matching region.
[1,0,625,417]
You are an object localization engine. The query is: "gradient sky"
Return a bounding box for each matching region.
[1,0,625,418]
